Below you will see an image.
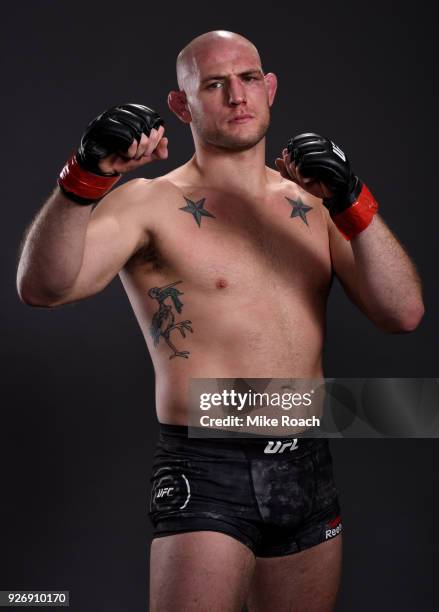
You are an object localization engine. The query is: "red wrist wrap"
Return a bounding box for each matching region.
[58,154,121,202]
[331,183,379,240]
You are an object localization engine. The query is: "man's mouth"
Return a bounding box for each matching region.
[229,114,254,124]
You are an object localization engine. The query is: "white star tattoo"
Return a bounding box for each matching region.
[179,197,216,227]
[285,196,313,225]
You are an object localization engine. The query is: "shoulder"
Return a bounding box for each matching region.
[95,176,183,215]
[114,176,183,199]
[269,168,328,216]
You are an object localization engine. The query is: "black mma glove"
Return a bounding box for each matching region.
[287,133,378,240]
[59,103,164,204]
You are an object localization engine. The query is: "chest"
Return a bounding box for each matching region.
[130,188,332,296]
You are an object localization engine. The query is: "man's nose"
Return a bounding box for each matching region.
[228,78,246,105]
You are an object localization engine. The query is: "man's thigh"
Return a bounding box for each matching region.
[246,535,342,612]
[150,531,256,612]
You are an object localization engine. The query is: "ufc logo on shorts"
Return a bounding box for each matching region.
[156,487,174,498]
[264,439,299,454]
[330,141,346,161]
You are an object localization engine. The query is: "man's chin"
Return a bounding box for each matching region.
[216,140,259,152]
[211,131,268,152]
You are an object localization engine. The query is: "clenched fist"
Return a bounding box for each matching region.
[59,103,167,204]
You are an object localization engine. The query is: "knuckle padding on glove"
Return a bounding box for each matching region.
[288,135,353,195]
[82,118,133,157]
[292,141,327,160]
[77,103,164,174]
[299,152,347,184]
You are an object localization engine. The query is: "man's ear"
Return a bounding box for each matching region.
[168,90,192,123]
[263,72,278,107]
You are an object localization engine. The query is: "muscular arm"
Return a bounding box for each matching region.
[328,211,424,332]
[17,178,154,307]
[17,103,168,307]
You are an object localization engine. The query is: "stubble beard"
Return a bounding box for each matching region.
[193,112,271,152]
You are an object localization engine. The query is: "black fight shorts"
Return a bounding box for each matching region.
[148,424,342,557]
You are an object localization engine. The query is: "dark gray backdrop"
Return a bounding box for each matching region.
[1,1,437,610]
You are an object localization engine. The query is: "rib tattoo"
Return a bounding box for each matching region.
[148,281,193,359]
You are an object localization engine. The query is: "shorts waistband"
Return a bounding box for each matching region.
[158,423,328,458]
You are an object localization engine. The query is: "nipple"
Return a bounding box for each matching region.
[216,278,228,289]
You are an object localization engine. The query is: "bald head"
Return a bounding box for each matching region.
[176,30,262,92]
[169,30,277,152]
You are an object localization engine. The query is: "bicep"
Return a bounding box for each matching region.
[55,179,151,304]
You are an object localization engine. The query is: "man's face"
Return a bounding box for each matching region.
[183,41,276,151]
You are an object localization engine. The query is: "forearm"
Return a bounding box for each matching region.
[17,185,93,305]
[350,214,424,331]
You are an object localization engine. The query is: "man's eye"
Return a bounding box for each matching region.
[207,82,222,89]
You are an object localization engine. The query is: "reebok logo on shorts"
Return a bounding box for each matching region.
[325,515,342,539]
[264,439,299,454]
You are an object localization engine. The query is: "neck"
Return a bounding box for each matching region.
[189,136,270,195]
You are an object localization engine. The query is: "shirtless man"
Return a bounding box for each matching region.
[17,30,424,612]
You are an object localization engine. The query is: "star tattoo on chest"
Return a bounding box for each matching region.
[285,196,313,225]
[179,197,216,227]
